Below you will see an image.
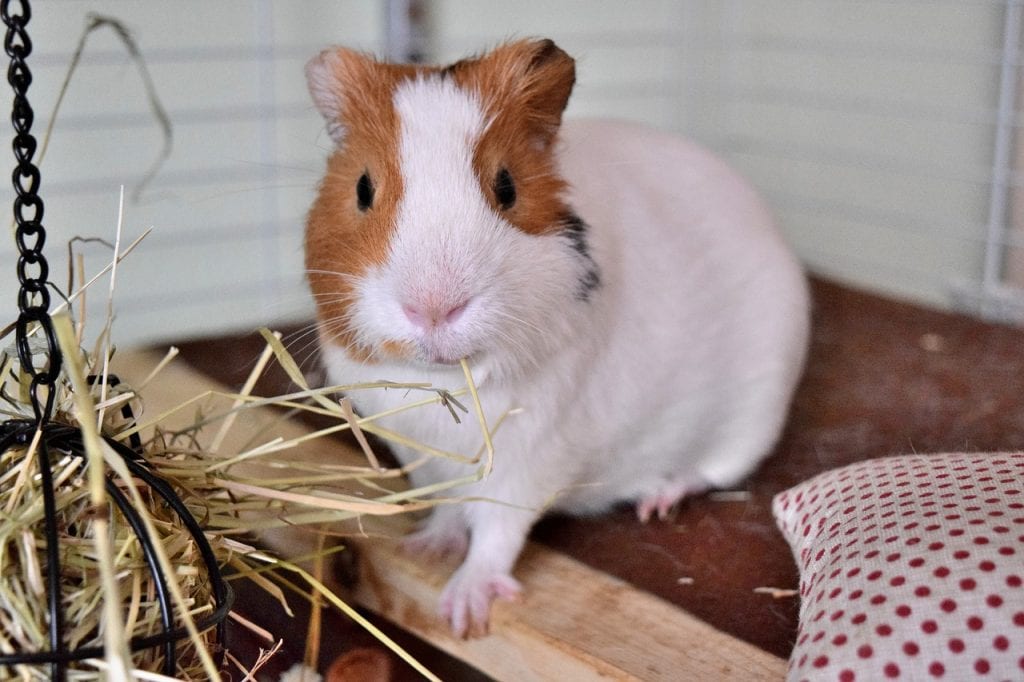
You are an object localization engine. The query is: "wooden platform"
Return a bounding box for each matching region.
[124,277,1024,680]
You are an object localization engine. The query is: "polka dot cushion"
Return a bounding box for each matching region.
[773,453,1024,681]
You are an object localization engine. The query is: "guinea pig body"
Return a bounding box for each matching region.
[305,40,810,637]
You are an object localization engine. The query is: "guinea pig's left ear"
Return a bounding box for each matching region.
[460,39,576,146]
[518,39,576,137]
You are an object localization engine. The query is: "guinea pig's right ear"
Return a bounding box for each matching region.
[305,48,374,145]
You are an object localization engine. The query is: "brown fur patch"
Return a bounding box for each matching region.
[306,49,424,359]
[469,112,572,236]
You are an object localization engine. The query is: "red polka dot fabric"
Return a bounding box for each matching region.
[773,453,1024,681]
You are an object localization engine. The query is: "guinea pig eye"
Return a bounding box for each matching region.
[356,172,375,211]
[493,167,516,210]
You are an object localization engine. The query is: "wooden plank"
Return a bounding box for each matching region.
[115,349,788,682]
[355,539,788,681]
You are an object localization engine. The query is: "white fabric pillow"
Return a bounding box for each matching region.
[773,453,1024,681]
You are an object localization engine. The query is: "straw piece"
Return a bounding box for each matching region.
[225,638,283,682]
[49,229,151,320]
[259,328,336,413]
[338,397,382,472]
[753,587,798,599]
[54,313,134,681]
[92,186,127,433]
[210,332,278,454]
[228,610,275,644]
[256,554,442,682]
[136,347,179,393]
[460,359,494,475]
[211,479,411,516]
[303,531,328,673]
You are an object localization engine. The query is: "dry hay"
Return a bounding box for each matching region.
[0,211,498,680]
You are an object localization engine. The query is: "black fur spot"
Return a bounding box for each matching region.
[560,212,601,301]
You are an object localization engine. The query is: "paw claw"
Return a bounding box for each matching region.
[439,567,522,639]
[636,499,656,523]
[636,476,709,523]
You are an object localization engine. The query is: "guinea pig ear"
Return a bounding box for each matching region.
[476,39,576,146]
[305,47,378,145]
[518,39,576,134]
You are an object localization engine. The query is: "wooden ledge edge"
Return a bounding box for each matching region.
[353,536,787,681]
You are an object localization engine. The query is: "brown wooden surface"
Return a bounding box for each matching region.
[165,276,1024,677]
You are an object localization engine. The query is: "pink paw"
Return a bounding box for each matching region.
[439,565,522,638]
[636,476,709,523]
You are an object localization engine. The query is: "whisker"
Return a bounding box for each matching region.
[490,307,547,338]
[305,268,360,284]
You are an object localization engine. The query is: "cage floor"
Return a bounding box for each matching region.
[175,276,1024,678]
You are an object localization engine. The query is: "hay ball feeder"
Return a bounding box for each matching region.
[0,1,233,678]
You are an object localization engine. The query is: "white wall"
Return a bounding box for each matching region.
[0,1,1012,347]
[700,1,1005,312]
[0,1,381,347]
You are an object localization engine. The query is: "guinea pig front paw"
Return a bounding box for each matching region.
[635,474,710,523]
[401,507,469,559]
[401,523,469,559]
[438,563,522,639]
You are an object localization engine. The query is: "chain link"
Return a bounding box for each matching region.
[3,0,61,421]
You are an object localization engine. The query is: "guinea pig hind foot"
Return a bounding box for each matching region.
[635,473,710,523]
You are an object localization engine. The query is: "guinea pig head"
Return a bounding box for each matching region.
[305,39,586,378]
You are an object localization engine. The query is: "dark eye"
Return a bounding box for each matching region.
[356,172,375,211]
[493,167,516,210]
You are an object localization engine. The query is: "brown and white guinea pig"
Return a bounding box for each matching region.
[304,39,810,637]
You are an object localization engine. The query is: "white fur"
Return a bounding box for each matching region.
[319,79,810,636]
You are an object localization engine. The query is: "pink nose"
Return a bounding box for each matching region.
[403,299,469,330]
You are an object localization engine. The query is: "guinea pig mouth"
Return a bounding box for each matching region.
[411,338,467,366]
[406,326,473,366]
[414,338,479,367]
[425,353,463,366]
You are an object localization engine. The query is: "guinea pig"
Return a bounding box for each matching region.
[304,38,810,638]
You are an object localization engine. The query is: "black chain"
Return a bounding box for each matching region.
[3,0,61,423]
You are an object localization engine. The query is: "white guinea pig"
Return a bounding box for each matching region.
[304,39,810,638]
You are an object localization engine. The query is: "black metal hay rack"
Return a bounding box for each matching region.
[0,1,233,678]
